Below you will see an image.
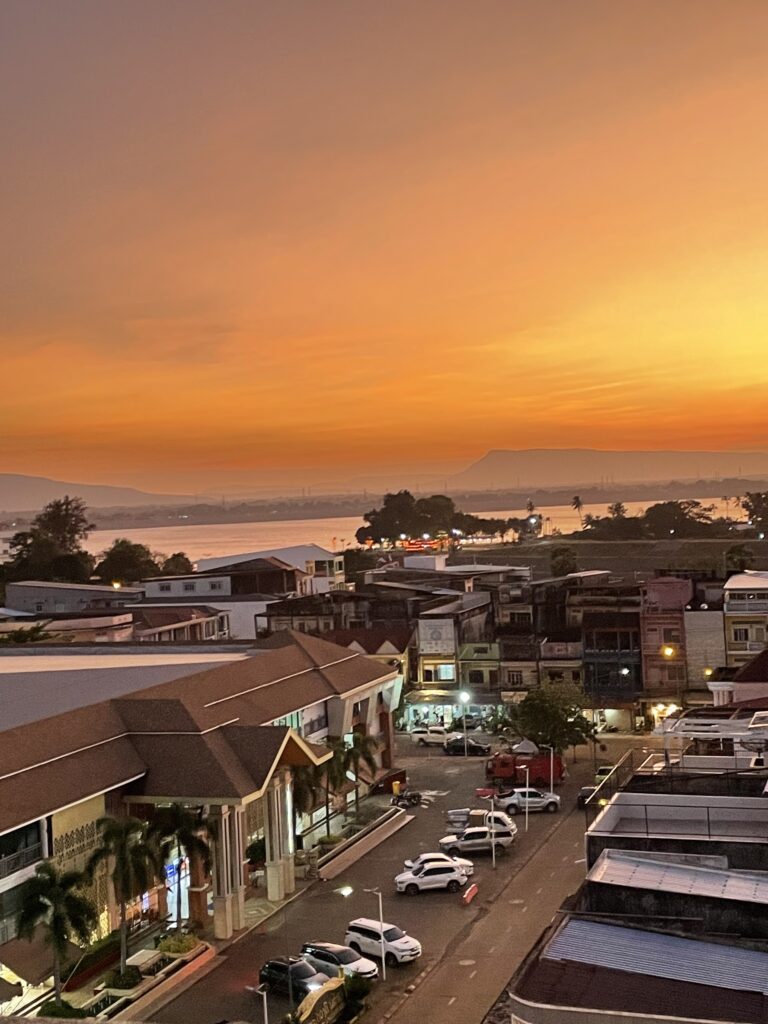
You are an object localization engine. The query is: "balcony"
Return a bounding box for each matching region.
[727,640,766,652]
[0,843,42,880]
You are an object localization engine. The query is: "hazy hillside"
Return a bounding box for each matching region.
[452,449,768,490]
[0,474,191,513]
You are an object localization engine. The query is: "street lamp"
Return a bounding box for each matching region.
[523,764,530,832]
[246,983,269,1024]
[459,691,471,757]
[540,744,555,794]
[364,887,387,980]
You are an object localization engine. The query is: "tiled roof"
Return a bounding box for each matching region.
[733,648,768,683]
[321,626,414,654]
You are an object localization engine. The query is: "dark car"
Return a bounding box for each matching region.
[577,786,597,808]
[444,737,491,757]
[258,956,329,998]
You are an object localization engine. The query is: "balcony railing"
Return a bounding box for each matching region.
[0,843,42,879]
[728,640,766,652]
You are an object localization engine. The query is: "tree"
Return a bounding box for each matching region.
[571,495,584,528]
[291,766,324,846]
[742,492,768,531]
[148,805,214,930]
[342,733,378,815]
[87,817,164,974]
[643,500,715,539]
[726,544,755,573]
[161,553,194,576]
[510,683,595,753]
[322,739,349,834]
[95,539,161,584]
[550,545,578,577]
[0,622,54,645]
[33,497,94,552]
[16,861,97,1007]
[607,502,627,519]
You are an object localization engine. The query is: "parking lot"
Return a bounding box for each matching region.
[154,734,646,1024]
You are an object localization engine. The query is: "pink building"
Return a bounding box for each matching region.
[640,577,694,718]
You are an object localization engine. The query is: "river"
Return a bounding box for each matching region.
[68,496,732,560]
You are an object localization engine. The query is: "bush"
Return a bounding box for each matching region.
[157,933,200,955]
[246,838,266,864]
[63,931,121,979]
[38,999,88,1018]
[316,833,343,848]
[104,965,142,989]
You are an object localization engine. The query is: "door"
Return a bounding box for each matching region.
[421,865,452,889]
[461,829,488,852]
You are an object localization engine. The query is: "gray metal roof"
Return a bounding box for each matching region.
[589,850,768,905]
[545,918,768,994]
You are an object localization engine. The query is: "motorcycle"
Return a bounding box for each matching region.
[391,789,423,808]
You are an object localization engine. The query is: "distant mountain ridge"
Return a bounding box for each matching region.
[0,474,191,513]
[452,448,768,490]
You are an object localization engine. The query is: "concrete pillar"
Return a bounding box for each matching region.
[265,783,285,902]
[279,770,296,894]
[229,807,247,931]
[211,806,235,939]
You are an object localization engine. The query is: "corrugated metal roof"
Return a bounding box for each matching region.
[589,850,768,905]
[544,918,768,994]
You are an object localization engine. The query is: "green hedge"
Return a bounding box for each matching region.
[38,999,88,1019]
[157,933,199,955]
[104,965,142,990]
[63,931,121,978]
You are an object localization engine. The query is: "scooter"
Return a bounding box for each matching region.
[391,789,423,808]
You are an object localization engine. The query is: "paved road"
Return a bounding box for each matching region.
[154,735,653,1024]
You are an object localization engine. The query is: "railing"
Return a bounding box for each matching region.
[0,915,17,944]
[727,640,766,652]
[0,842,42,879]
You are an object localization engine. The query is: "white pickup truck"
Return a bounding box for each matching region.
[444,808,518,834]
[410,726,459,746]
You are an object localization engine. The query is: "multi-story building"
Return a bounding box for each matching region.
[723,571,768,667]
[4,580,144,614]
[639,577,692,717]
[197,545,346,594]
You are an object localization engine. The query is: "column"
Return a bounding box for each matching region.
[280,770,296,895]
[210,806,234,939]
[229,807,247,931]
[264,782,285,902]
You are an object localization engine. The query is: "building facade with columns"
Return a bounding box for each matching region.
[0,630,400,1000]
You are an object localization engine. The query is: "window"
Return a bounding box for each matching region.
[468,669,484,686]
[663,628,681,643]
[507,670,523,685]
[183,582,196,592]
[571,670,581,682]
[209,582,223,592]
[436,664,456,681]
[423,669,434,682]
[666,665,686,682]
[733,627,749,642]
[158,583,171,593]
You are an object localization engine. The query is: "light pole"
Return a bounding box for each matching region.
[246,983,269,1024]
[364,887,386,980]
[459,690,471,758]
[523,765,530,832]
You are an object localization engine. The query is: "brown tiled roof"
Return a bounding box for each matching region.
[321,626,413,654]
[733,648,768,683]
[0,631,388,834]
[132,606,221,629]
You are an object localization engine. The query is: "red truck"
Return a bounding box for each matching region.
[484,751,565,787]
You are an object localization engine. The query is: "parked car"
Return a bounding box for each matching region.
[438,825,516,855]
[595,764,615,786]
[395,862,468,895]
[445,809,518,835]
[577,786,597,808]
[258,956,329,998]
[410,726,457,746]
[403,851,475,876]
[444,737,491,756]
[488,788,561,814]
[345,918,422,967]
[301,941,379,980]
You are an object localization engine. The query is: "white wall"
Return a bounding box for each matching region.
[144,576,232,599]
[684,610,725,682]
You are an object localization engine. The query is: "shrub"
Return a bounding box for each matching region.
[104,965,142,989]
[63,931,121,979]
[38,999,88,1019]
[245,838,266,864]
[316,833,343,848]
[157,932,200,955]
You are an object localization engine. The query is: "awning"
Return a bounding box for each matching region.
[0,926,80,986]
[0,977,23,1002]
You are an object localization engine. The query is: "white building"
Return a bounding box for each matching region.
[723,571,768,667]
[197,545,345,594]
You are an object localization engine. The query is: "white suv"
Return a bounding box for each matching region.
[344,918,422,967]
[410,726,456,746]
[438,825,516,855]
[395,862,467,895]
[403,852,474,876]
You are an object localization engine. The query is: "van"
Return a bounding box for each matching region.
[344,918,422,966]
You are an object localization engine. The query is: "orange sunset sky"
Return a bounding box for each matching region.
[2,0,768,493]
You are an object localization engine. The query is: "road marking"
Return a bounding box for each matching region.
[488,946,496,953]
[536,888,542,894]
[469,970,477,979]
[459,959,476,966]
[562,855,569,862]
[522,906,528,913]
[508,899,524,905]
[574,858,586,864]
[421,790,450,797]
[448,997,456,1006]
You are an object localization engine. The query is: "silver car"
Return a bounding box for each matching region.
[438,825,516,855]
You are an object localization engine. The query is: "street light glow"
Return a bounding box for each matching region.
[661,645,675,658]
[335,885,354,898]
[459,691,471,704]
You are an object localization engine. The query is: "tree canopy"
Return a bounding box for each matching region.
[4,496,95,583]
[95,539,161,583]
[355,490,540,545]
[510,682,595,753]
[580,499,737,540]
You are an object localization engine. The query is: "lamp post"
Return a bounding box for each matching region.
[459,690,471,758]
[364,887,386,980]
[523,765,530,832]
[246,983,270,1024]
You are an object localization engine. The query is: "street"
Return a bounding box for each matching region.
[153,735,653,1024]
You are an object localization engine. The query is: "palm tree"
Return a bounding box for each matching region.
[322,739,349,835]
[571,495,584,528]
[343,732,379,815]
[148,804,214,931]
[16,861,96,1007]
[291,766,324,847]
[87,817,164,974]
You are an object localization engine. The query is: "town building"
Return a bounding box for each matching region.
[723,571,768,667]
[196,545,346,594]
[4,581,143,615]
